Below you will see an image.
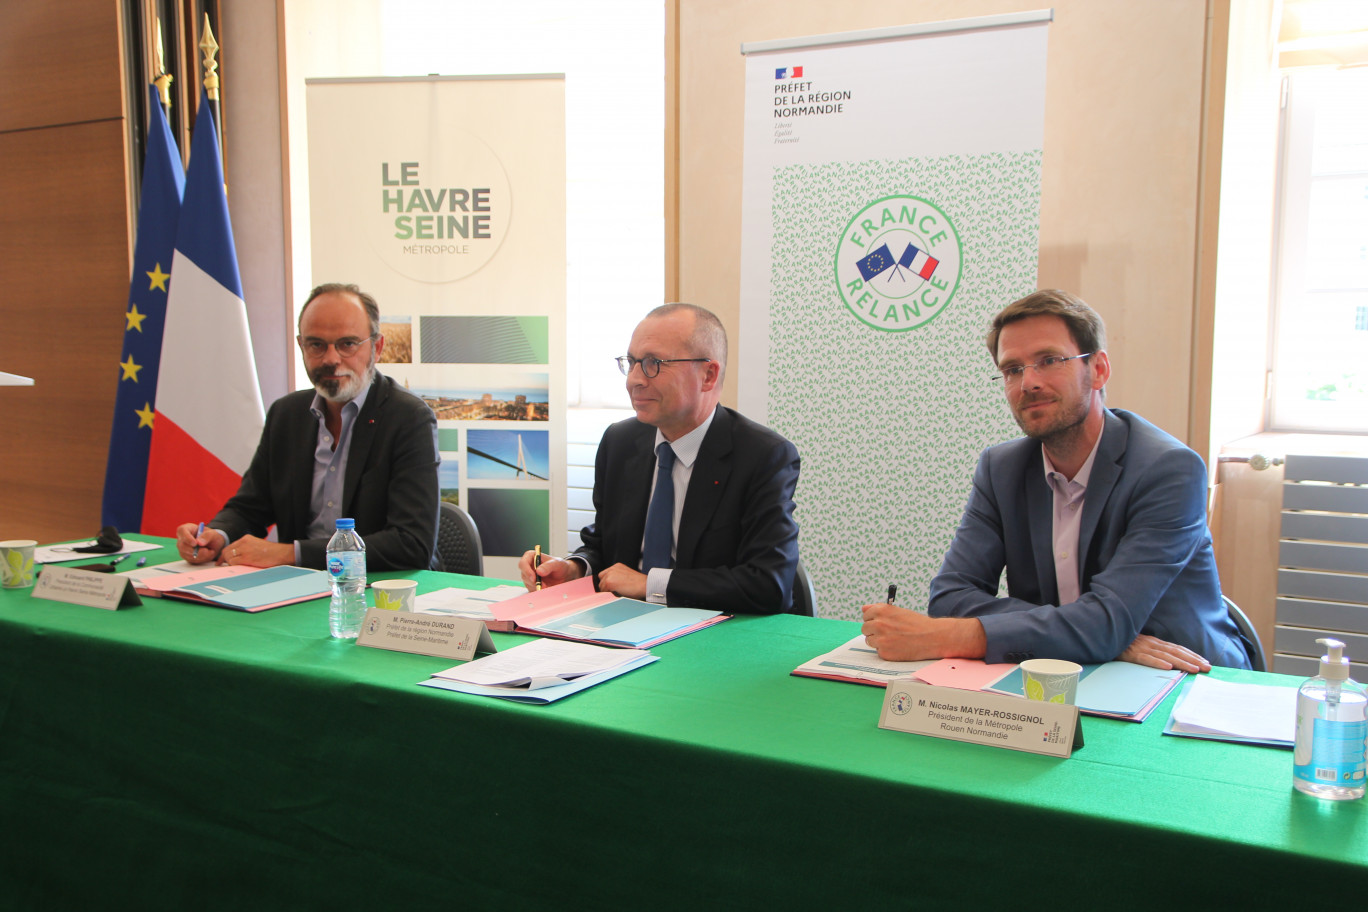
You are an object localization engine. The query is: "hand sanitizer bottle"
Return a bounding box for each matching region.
[1294,638,1367,800]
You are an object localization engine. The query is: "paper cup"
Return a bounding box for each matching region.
[372,579,418,612]
[1020,659,1082,705]
[0,540,37,589]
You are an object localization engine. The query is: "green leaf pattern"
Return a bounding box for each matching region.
[765,152,1042,619]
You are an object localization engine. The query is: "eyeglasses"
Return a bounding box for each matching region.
[616,355,711,378]
[298,335,377,357]
[992,353,1092,385]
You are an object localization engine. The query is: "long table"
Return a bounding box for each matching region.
[2,540,1366,909]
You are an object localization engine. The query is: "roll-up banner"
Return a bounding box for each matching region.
[739,14,1051,617]
[307,76,566,580]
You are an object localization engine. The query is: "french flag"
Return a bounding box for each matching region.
[141,87,264,536]
[899,243,939,281]
[775,66,804,79]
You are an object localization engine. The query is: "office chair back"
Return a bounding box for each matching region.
[1224,595,1267,672]
[791,559,818,617]
[437,502,484,576]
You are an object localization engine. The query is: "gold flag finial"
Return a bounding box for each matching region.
[200,14,220,100]
[152,18,173,109]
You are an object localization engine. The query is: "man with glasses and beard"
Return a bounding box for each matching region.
[860,290,1249,670]
[176,283,440,571]
[517,303,801,614]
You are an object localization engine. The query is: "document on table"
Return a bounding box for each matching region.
[419,638,658,703]
[792,634,936,684]
[986,661,1185,722]
[412,584,525,630]
[1164,675,1297,747]
[492,576,727,648]
[134,564,332,612]
[35,539,161,564]
[119,560,197,582]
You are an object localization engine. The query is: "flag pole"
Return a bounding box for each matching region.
[153,18,173,113]
[199,14,221,123]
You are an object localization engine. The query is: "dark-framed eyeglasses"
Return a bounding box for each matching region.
[298,334,378,357]
[616,355,711,378]
[992,353,1092,385]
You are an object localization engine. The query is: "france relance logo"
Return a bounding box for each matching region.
[834,195,962,332]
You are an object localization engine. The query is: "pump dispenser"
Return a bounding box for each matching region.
[1293,637,1367,800]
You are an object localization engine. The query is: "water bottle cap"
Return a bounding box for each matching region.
[335,518,356,530]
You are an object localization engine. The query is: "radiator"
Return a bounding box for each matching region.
[1275,454,1368,676]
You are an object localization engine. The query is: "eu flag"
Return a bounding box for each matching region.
[856,244,895,281]
[101,84,185,531]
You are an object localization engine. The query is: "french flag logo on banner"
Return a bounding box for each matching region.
[775,66,804,79]
[898,243,940,281]
[141,87,264,536]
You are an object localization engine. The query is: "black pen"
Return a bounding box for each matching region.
[886,584,897,605]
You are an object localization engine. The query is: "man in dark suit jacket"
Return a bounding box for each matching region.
[519,304,800,614]
[176,284,439,571]
[861,290,1249,671]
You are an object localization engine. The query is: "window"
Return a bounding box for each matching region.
[1269,67,1368,432]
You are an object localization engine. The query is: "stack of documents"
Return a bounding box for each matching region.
[412,583,527,630]
[419,639,657,703]
[984,662,1184,722]
[1163,675,1297,747]
[491,576,727,648]
[793,636,1183,722]
[792,634,938,684]
[133,565,332,612]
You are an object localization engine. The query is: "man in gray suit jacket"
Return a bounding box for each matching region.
[861,290,1249,671]
[175,283,440,571]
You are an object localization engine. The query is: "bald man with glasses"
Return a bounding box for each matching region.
[861,290,1250,671]
[519,303,801,614]
[176,283,440,571]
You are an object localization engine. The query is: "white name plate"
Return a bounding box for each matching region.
[32,565,142,611]
[356,608,496,661]
[879,680,1082,758]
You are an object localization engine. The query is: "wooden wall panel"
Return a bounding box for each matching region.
[0,120,131,543]
[0,0,125,133]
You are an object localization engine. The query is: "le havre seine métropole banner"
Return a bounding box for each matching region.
[739,14,1051,617]
[307,76,566,580]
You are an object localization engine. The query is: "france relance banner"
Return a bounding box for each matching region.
[739,13,1051,618]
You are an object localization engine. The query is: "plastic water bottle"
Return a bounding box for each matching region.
[326,518,367,639]
[1294,637,1367,800]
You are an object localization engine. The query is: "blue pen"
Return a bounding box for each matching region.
[192,521,206,559]
[136,557,147,568]
[110,554,129,567]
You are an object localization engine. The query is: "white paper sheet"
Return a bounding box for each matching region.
[1170,676,1298,742]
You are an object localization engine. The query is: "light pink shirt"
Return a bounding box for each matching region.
[1042,427,1104,606]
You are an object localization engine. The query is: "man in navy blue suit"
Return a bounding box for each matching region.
[861,290,1249,670]
[518,303,800,614]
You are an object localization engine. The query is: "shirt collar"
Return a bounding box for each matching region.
[655,408,715,469]
[1042,422,1104,491]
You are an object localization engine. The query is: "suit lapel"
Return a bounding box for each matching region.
[1024,445,1058,605]
[619,424,656,564]
[289,396,320,534]
[675,407,731,567]
[342,375,385,511]
[1078,409,1126,577]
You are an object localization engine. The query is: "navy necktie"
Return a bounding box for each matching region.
[641,442,676,573]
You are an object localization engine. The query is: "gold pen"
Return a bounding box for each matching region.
[534,545,543,590]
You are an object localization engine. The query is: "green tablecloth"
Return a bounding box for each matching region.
[2,539,1366,910]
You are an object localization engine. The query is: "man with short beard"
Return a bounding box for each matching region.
[860,290,1250,670]
[175,283,440,571]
